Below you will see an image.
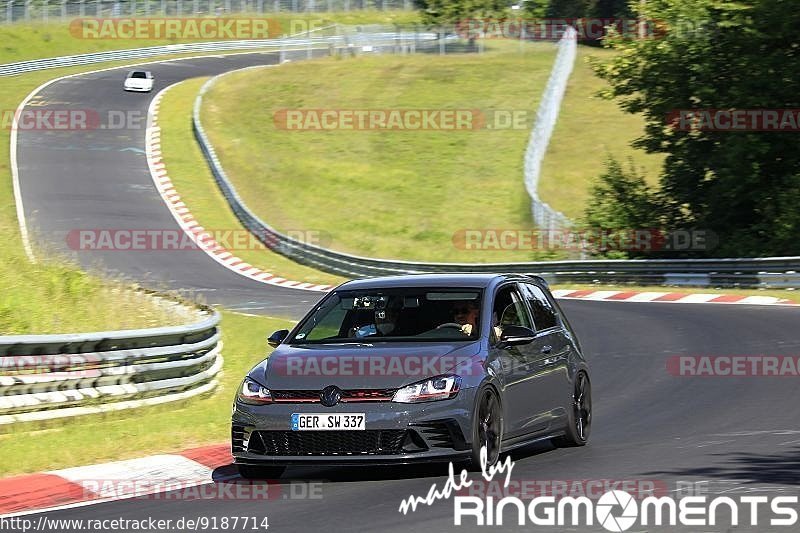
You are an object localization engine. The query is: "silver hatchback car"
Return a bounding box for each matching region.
[232,274,591,478]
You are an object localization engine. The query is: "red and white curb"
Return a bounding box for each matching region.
[0,444,234,517]
[145,86,333,293]
[552,288,798,306]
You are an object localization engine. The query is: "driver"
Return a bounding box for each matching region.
[451,300,479,336]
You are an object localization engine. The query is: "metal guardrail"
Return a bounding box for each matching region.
[0,308,222,424]
[0,30,431,76]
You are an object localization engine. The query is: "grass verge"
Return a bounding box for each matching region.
[0,310,293,476]
[157,77,345,287]
[200,40,563,263]
[538,47,663,220]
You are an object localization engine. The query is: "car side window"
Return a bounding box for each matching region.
[522,283,559,331]
[492,285,532,340]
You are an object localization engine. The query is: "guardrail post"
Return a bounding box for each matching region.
[273,0,278,12]
[6,0,13,23]
[42,0,47,22]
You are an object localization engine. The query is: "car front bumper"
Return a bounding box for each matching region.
[231,387,478,465]
[124,85,152,92]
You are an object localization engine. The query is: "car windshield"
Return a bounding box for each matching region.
[130,72,148,79]
[288,288,482,344]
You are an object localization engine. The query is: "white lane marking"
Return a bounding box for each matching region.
[626,292,670,302]
[676,293,725,303]
[52,455,214,498]
[581,290,622,300]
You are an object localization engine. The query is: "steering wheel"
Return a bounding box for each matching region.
[437,322,464,330]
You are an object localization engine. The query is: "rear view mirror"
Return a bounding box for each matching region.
[268,329,289,348]
[498,325,536,347]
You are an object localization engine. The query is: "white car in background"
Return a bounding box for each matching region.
[123,71,154,92]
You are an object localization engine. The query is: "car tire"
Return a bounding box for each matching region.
[553,371,592,447]
[236,464,286,480]
[468,386,503,471]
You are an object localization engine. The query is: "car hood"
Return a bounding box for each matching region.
[250,341,482,390]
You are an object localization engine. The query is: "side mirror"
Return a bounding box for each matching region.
[498,325,536,348]
[267,329,289,348]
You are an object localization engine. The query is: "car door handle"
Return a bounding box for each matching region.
[541,345,552,354]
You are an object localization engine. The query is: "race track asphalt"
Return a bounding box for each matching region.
[13,53,800,532]
[16,51,327,317]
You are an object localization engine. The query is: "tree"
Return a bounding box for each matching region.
[591,0,800,257]
[584,158,663,258]
[414,0,511,26]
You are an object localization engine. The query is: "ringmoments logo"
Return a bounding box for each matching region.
[397,448,800,530]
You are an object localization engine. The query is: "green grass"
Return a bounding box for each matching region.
[538,47,664,219]
[158,78,346,287]
[0,310,293,476]
[0,11,421,64]
[200,41,563,263]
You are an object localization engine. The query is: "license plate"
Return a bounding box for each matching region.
[291,413,365,431]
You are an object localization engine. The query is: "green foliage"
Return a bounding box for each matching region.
[584,158,661,258]
[414,0,509,25]
[592,0,800,257]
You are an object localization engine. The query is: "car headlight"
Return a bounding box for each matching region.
[392,375,461,403]
[237,377,273,404]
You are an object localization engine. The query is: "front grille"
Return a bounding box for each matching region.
[249,430,411,456]
[341,388,395,401]
[271,388,395,403]
[271,390,319,402]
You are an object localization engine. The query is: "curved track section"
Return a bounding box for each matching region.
[16,52,326,317]
[13,53,800,532]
